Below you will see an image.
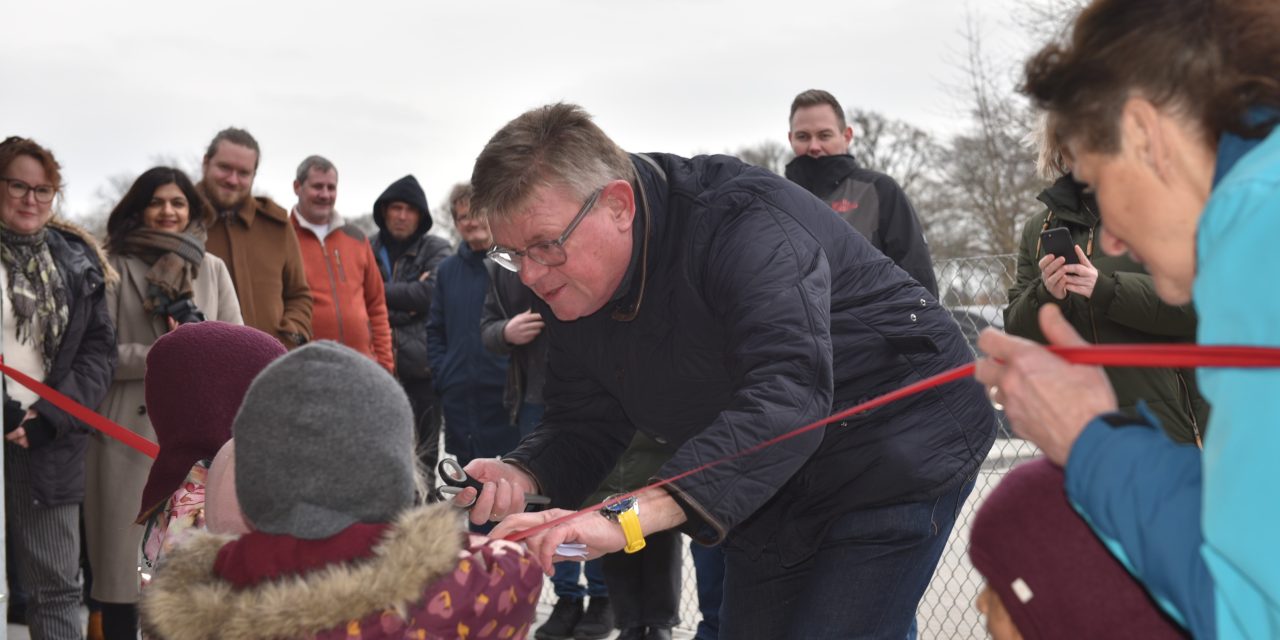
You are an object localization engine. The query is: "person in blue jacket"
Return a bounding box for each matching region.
[976,1,1280,638]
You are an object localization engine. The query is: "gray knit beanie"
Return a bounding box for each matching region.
[234,341,416,539]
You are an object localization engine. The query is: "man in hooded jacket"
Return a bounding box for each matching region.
[369,175,454,474]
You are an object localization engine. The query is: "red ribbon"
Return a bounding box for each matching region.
[3,344,1279,516]
[1,359,159,459]
[502,344,1280,543]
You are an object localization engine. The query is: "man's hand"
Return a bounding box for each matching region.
[457,459,539,526]
[1038,254,1069,300]
[974,305,1117,465]
[1063,245,1100,299]
[418,270,432,282]
[502,310,545,346]
[491,509,627,576]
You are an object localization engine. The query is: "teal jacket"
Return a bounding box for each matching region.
[1065,121,1280,639]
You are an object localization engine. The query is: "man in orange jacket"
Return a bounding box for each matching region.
[289,155,394,373]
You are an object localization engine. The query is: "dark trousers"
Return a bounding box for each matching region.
[401,376,442,491]
[720,478,976,640]
[690,541,725,640]
[601,528,682,629]
[550,558,607,600]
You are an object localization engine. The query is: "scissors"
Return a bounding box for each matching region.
[435,458,552,508]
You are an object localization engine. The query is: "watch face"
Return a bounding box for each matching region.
[603,495,636,514]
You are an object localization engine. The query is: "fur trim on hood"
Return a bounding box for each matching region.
[48,216,118,287]
[141,503,466,640]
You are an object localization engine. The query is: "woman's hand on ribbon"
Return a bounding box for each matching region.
[975,305,1118,465]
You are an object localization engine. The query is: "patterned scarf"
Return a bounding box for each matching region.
[0,225,70,373]
[118,228,205,316]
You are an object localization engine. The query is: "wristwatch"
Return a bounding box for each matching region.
[600,494,646,554]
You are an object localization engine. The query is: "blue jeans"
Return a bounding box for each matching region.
[691,541,725,640]
[550,558,607,599]
[720,478,976,639]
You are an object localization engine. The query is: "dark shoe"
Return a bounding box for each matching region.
[644,628,673,640]
[535,597,584,640]
[573,596,615,640]
[616,628,646,640]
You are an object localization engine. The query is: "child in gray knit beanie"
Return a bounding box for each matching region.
[233,340,417,538]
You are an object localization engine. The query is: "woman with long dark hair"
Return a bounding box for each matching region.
[85,166,241,638]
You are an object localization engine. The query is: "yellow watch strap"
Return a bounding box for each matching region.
[618,508,646,554]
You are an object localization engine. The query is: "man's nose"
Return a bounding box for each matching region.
[519,259,547,289]
[1098,225,1127,256]
[807,141,824,157]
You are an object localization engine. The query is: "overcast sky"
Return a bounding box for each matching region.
[2,0,1033,229]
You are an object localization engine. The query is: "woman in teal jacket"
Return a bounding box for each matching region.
[976,1,1280,638]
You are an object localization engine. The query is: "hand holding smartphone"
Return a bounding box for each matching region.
[1040,228,1079,265]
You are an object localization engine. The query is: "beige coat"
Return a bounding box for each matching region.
[85,252,241,603]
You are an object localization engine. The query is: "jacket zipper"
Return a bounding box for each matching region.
[321,242,345,342]
[1175,371,1204,449]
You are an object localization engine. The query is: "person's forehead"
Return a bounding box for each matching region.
[212,141,258,166]
[791,104,841,131]
[388,201,418,213]
[306,167,337,185]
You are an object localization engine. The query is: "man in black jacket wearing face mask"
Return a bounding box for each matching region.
[785,89,938,296]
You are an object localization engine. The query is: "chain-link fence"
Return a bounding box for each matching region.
[534,254,1043,638]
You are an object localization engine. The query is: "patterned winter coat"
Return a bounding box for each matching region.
[140,503,541,640]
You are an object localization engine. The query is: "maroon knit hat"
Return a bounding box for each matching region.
[968,458,1187,639]
[135,322,286,521]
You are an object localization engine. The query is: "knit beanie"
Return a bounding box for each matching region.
[968,458,1185,639]
[233,340,415,540]
[137,321,286,520]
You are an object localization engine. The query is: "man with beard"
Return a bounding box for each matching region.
[198,127,312,347]
[785,90,938,296]
[370,174,454,472]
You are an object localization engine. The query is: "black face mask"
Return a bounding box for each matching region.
[783,154,860,200]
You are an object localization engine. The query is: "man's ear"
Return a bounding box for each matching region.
[602,179,636,232]
[842,125,854,149]
[293,180,303,198]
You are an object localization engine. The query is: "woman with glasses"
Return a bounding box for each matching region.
[85,166,242,638]
[0,136,116,639]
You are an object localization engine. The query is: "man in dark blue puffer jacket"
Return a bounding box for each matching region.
[468,103,996,639]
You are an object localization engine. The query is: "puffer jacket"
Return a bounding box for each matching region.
[369,176,455,380]
[9,220,118,506]
[505,153,995,565]
[140,504,541,640]
[1005,174,1210,444]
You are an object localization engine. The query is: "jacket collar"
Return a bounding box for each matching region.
[1036,173,1099,228]
[141,503,467,640]
[607,153,668,322]
[783,153,861,200]
[202,184,288,229]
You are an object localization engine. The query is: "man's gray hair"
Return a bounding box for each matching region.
[295,155,337,184]
[470,102,636,222]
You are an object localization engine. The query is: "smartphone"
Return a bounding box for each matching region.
[1040,227,1079,265]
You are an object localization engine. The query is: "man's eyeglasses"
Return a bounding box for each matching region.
[488,187,602,273]
[2,178,56,204]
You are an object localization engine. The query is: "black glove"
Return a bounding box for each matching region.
[4,397,24,434]
[165,297,206,325]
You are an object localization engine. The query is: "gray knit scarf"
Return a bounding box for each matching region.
[0,226,70,373]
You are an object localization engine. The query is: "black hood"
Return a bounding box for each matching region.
[784,154,861,200]
[1036,173,1100,228]
[372,175,433,238]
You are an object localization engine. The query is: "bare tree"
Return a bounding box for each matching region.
[847,109,944,196]
[729,140,790,175]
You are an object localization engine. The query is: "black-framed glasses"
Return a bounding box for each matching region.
[2,178,56,204]
[487,187,602,273]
